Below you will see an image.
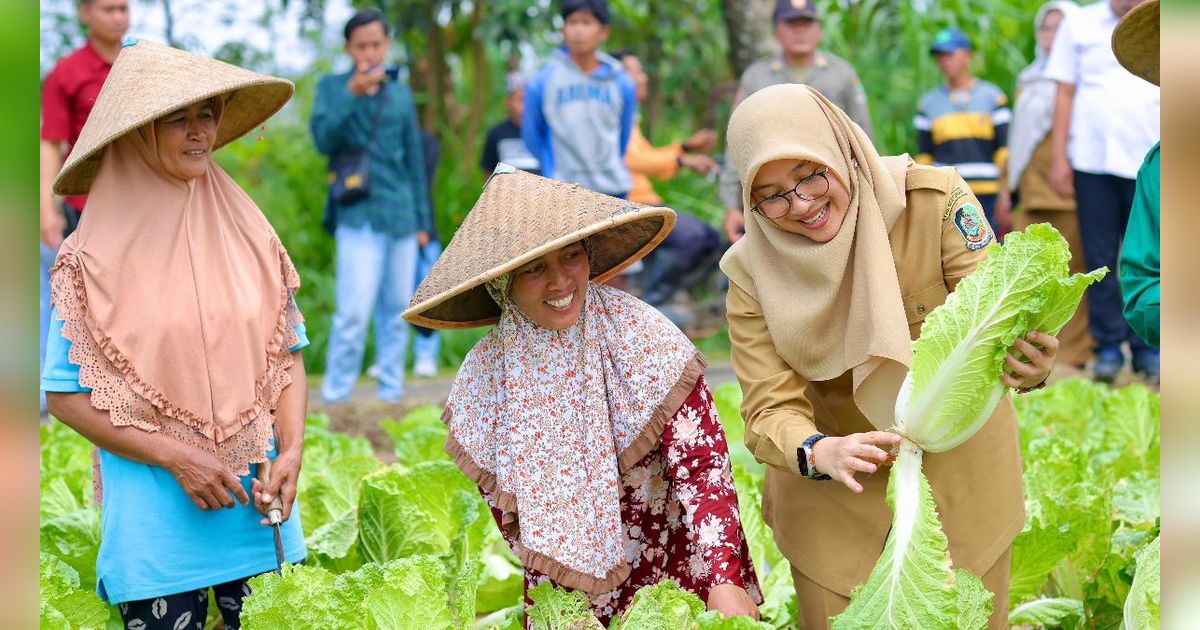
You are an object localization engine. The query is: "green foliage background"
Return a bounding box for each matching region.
[199,0,1054,372]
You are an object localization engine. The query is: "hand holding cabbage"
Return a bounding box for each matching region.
[831,224,1107,629]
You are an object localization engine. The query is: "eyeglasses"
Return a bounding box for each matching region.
[749,170,830,219]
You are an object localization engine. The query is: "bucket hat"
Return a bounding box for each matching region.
[403,164,676,329]
[53,38,294,195]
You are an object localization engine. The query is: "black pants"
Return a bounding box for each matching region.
[118,574,254,630]
[639,214,722,305]
[1073,169,1147,352]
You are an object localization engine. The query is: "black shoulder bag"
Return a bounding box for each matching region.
[325,86,387,227]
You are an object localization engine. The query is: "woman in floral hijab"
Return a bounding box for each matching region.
[403,166,761,624]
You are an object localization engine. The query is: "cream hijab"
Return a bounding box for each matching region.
[49,97,302,475]
[720,84,911,430]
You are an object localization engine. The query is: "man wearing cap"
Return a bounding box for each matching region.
[914,27,1013,233]
[39,0,130,414]
[1044,0,1158,383]
[480,71,541,176]
[523,0,636,198]
[719,0,873,243]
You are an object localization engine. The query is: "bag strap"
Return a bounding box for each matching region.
[360,82,388,150]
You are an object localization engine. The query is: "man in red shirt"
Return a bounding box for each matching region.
[41,0,128,239]
[40,0,128,413]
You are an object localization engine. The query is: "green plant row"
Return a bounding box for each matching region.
[39,377,1158,629]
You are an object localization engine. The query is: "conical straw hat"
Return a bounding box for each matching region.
[1112,0,1159,86]
[403,165,676,329]
[53,38,294,195]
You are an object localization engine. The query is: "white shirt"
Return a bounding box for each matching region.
[1044,0,1159,179]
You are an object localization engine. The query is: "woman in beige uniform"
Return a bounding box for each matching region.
[720,84,1059,629]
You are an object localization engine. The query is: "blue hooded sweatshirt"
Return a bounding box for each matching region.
[523,47,636,196]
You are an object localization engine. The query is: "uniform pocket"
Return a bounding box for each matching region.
[902,282,950,329]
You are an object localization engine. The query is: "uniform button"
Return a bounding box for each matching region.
[915,304,926,314]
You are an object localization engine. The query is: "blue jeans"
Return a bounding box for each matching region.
[412,240,442,362]
[322,224,418,403]
[39,243,57,413]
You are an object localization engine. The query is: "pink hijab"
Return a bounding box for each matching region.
[49,98,302,475]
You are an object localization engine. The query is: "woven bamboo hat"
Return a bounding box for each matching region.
[1112,0,1159,86]
[403,165,676,329]
[52,38,295,195]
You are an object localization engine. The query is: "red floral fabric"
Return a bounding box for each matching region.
[484,376,762,625]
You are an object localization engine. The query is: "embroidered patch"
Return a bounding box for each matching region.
[943,187,967,220]
[953,203,993,250]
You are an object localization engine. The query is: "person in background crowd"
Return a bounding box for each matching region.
[720,0,873,243]
[613,49,724,323]
[403,167,762,624]
[522,0,636,198]
[480,71,541,176]
[43,40,306,630]
[39,0,130,414]
[1005,2,1094,372]
[1112,0,1160,351]
[914,28,1012,233]
[1045,0,1158,383]
[310,9,430,403]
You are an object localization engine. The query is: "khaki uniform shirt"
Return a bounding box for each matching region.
[726,163,1025,596]
[720,51,873,209]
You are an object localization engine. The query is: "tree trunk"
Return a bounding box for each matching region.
[463,0,488,172]
[161,0,178,47]
[720,0,775,79]
[643,3,663,139]
[426,12,448,132]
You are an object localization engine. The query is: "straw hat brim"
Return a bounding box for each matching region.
[401,166,678,329]
[1112,0,1159,86]
[53,39,294,196]
[403,207,675,329]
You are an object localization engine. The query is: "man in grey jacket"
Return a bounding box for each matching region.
[523,0,637,198]
[720,0,873,241]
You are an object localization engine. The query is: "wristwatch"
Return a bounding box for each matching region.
[797,434,832,480]
[1016,376,1049,394]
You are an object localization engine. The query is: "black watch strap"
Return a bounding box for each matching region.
[797,433,832,480]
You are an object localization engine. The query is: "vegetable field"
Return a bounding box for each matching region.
[40,376,1157,629]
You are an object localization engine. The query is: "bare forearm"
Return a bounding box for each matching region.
[1050,83,1075,162]
[45,392,181,467]
[273,351,307,456]
[40,140,63,215]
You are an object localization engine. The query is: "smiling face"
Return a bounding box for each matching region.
[509,241,591,330]
[153,99,219,181]
[750,158,852,243]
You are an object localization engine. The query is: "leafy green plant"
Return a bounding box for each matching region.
[40,552,109,630]
[1009,379,1160,628]
[1123,536,1160,630]
[834,225,1105,629]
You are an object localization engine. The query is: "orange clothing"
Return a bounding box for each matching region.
[624,126,682,205]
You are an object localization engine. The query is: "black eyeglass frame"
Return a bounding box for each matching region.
[749,170,831,219]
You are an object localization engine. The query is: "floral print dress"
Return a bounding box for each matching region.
[484,376,762,625]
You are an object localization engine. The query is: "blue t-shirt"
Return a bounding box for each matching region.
[41,310,309,603]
